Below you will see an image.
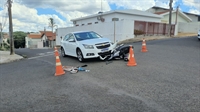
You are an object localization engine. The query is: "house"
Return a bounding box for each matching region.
[41,31,56,48]
[147,6,200,34]
[25,31,56,48]
[56,9,165,45]
[182,12,200,22]
[25,33,42,48]
[71,9,163,26]
[147,6,192,24]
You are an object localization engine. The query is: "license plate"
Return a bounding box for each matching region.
[101,48,109,52]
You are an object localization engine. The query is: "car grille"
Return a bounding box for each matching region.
[95,42,110,49]
[98,50,111,56]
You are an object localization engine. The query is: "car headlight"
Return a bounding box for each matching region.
[83,44,94,49]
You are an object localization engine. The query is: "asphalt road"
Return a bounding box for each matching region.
[0,36,199,112]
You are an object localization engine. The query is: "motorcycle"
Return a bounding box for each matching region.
[106,42,131,61]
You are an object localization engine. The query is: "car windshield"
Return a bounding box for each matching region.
[74,32,102,41]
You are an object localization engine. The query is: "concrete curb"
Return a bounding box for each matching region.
[0,51,24,64]
[118,35,195,44]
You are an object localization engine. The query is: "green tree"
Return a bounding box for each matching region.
[49,18,57,32]
[13,31,27,48]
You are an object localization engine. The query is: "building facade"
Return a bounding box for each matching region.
[56,9,163,45]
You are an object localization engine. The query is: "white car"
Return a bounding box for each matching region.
[198,30,200,41]
[60,31,113,62]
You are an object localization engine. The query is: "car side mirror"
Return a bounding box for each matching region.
[68,39,75,42]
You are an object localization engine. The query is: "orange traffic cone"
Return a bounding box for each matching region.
[55,55,65,76]
[54,47,59,56]
[127,45,137,66]
[141,38,148,52]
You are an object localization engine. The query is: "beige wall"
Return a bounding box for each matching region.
[161,12,188,24]
[178,22,200,33]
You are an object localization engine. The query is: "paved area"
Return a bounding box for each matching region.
[0,35,195,65]
[0,36,199,112]
[0,51,23,64]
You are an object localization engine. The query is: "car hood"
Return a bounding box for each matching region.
[78,38,111,45]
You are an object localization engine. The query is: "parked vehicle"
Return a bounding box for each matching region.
[107,43,130,61]
[198,30,200,41]
[60,31,113,62]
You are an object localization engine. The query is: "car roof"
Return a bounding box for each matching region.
[71,31,94,34]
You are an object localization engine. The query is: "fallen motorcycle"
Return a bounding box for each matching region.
[107,42,131,61]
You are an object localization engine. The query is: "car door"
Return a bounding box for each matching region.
[67,34,77,57]
[61,34,70,55]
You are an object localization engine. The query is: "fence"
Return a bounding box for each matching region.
[134,21,175,36]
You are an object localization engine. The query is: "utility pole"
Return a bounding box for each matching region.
[168,0,173,37]
[0,23,3,49]
[175,5,179,25]
[8,0,15,55]
[101,0,102,12]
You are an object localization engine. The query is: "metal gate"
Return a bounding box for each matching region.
[134,21,175,36]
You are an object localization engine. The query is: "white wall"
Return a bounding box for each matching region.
[57,12,162,46]
[74,13,161,26]
[56,20,135,45]
[186,14,199,22]
[161,12,189,24]
[29,38,42,48]
[116,13,161,22]
[178,22,200,33]
[75,13,117,26]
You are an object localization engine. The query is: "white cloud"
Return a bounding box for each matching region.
[0,0,111,32]
[154,0,179,9]
[0,0,199,33]
[107,0,155,10]
[188,9,200,15]
[182,0,200,7]
[182,0,200,12]
[16,0,111,20]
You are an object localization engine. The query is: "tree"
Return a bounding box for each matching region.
[48,18,57,48]
[13,31,27,48]
[48,18,57,33]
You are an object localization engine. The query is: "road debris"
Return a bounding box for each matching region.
[62,65,89,74]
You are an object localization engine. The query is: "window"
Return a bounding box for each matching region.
[63,34,70,41]
[76,24,79,26]
[95,22,98,24]
[67,34,75,42]
[198,16,200,21]
[74,31,102,41]
[82,24,85,26]
[88,23,92,25]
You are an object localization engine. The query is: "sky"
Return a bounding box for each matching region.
[0,0,199,32]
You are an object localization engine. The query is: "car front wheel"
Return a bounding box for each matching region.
[77,49,85,62]
[61,47,66,57]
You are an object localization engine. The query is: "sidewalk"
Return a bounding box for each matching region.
[0,51,24,64]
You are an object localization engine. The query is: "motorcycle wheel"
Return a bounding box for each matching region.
[123,53,129,61]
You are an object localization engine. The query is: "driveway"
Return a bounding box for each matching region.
[0,36,199,112]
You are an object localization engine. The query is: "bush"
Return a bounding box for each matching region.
[0,43,10,51]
